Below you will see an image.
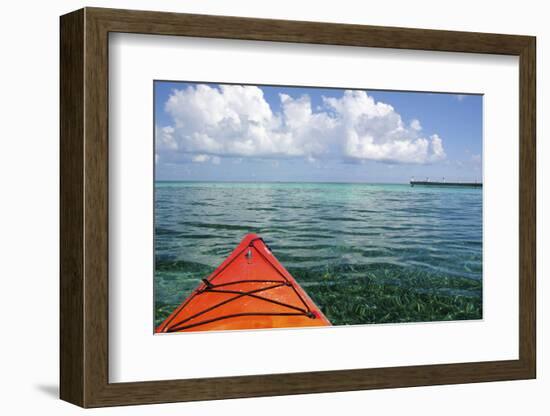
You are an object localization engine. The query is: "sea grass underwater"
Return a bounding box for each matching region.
[154,182,483,328]
[306,270,482,325]
[154,262,482,327]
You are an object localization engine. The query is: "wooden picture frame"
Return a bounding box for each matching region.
[60,7,536,408]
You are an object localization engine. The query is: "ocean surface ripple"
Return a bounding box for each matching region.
[155,182,482,326]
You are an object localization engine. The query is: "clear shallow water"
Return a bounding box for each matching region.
[154,182,482,326]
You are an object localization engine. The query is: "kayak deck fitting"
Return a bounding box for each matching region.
[156,233,331,333]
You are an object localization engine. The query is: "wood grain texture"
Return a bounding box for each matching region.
[59,8,84,407]
[518,38,536,375]
[83,11,110,406]
[59,7,537,408]
[88,7,532,54]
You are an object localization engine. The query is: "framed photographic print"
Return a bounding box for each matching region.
[60,7,536,407]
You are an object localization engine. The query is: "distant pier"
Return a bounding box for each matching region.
[410,180,482,188]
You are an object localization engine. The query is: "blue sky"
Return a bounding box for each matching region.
[154,81,482,183]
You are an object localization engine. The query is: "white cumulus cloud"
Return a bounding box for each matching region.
[191,154,221,165]
[156,84,446,165]
[410,119,422,131]
[323,90,445,163]
[191,154,210,163]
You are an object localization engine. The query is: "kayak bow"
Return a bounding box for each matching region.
[156,233,331,333]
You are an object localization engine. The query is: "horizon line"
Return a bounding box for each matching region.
[154,179,483,185]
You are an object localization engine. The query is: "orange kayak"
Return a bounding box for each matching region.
[156,233,331,333]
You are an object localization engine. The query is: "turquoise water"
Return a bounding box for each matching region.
[154,182,482,327]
